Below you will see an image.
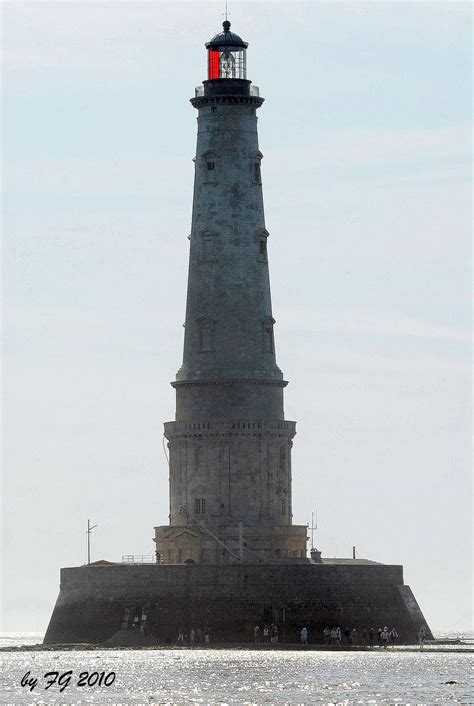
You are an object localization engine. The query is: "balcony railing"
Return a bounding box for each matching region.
[164,419,296,436]
[122,554,157,564]
[194,84,259,98]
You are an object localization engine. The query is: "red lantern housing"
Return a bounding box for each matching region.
[206,21,248,80]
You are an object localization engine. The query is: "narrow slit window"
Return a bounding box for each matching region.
[279,447,286,472]
[263,319,274,353]
[194,446,202,472]
[254,163,261,182]
[260,240,267,255]
[198,318,214,351]
[211,106,217,113]
[203,238,214,260]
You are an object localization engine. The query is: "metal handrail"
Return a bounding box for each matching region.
[122,554,157,564]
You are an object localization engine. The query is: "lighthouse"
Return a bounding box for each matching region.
[44,18,433,647]
[154,21,308,564]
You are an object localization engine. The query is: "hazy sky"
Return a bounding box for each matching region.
[2,1,471,633]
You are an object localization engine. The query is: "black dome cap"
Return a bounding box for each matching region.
[206,20,248,49]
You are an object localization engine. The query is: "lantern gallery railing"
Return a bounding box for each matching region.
[194,84,259,98]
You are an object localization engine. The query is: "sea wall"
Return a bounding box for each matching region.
[44,563,431,645]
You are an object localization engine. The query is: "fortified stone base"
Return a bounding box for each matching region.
[44,561,432,645]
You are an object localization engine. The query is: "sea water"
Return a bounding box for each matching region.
[0,633,472,705]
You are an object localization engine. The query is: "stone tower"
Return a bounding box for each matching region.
[154,21,308,564]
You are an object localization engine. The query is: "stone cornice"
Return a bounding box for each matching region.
[164,419,297,440]
[172,378,288,388]
[191,95,264,109]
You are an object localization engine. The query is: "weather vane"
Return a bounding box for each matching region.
[223,0,230,22]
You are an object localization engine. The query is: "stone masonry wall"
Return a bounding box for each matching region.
[177,99,280,384]
[44,564,432,645]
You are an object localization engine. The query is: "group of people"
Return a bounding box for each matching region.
[300,625,428,649]
[252,623,403,647]
[175,623,428,648]
[320,626,399,648]
[254,624,280,644]
[176,627,210,644]
[292,625,401,647]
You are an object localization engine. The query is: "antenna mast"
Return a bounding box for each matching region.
[86,519,98,565]
[309,509,318,550]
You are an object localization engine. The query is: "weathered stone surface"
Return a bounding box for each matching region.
[155,59,307,562]
[43,564,433,645]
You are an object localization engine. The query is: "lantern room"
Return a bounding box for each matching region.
[206,20,248,80]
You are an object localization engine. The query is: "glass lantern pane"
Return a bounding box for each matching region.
[220,50,236,78]
[208,46,246,80]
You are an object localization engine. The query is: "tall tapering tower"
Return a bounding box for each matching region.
[154,21,308,564]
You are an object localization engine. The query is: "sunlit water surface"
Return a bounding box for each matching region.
[0,634,472,705]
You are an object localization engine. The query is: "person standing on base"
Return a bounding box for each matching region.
[418,626,426,650]
[390,628,398,646]
[368,627,375,648]
[300,627,308,645]
[254,625,261,643]
[380,627,390,649]
[271,624,279,644]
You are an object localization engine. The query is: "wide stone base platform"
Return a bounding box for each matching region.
[44,561,432,645]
